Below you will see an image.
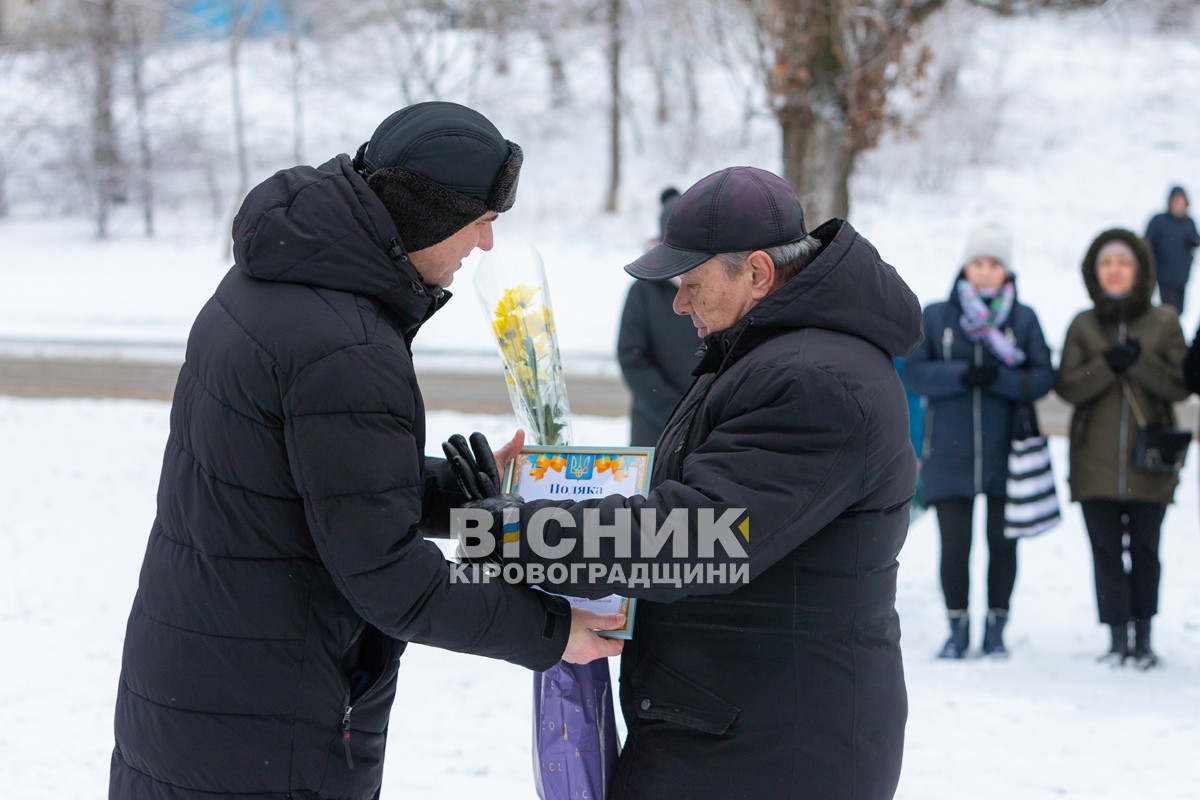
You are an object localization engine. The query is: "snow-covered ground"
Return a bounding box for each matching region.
[4,2,1200,797]
[1,398,1198,798]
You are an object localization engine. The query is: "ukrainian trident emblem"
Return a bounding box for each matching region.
[567,453,594,480]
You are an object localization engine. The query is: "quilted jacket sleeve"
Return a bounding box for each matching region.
[283,343,568,671]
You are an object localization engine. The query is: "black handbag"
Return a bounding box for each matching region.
[1121,380,1192,474]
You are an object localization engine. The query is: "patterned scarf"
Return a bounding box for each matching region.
[956,279,1026,367]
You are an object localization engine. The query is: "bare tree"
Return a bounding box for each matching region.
[531,0,572,108]
[604,0,622,212]
[225,0,265,214]
[127,5,156,236]
[281,0,308,164]
[91,0,125,238]
[377,0,475,103]
[745,0,943,223]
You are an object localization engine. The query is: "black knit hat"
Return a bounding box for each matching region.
[352,102,522,251]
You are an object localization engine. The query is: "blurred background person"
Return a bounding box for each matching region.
[1056,229,1188,670]
[617,186,701,446]
[903,222,1055,659]
[1144,185,1200,314]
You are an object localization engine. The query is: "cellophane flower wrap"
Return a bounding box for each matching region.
[474,237,572,448]
[474,236,618,800]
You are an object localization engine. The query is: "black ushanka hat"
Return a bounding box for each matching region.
[352,101,522,251]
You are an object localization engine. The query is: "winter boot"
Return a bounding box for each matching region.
[982,609,1009,658]
[1097,623,1130,666]
[1132,619,1160,671]
[937,611,970,659]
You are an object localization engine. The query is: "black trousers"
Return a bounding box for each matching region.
[934,496,1017,611]
[1159,283,1185,315]
[1080,499,1165,625]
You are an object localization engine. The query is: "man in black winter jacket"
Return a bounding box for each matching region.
[1145,184,1200,314]
[617,186,701,446]
[467,166,923,799]
[108,102,623,800]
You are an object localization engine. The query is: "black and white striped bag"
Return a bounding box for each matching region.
[1004,402,1061,539]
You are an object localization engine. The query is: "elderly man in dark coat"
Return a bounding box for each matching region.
[107,102,622,800]
[463,166,922,799]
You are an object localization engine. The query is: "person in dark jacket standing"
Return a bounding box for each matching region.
[1144,185,1200,314]
[461,166,922,799]
[902,222,1056,659]
[617,186,701,445]
[1056,228,1188,670]
[108,102,623,800]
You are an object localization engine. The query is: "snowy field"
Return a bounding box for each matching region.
[0,398,1198,798]
[4,2,1200,797]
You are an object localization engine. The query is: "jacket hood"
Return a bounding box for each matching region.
[1081,228,1156,323]
[698,219,923,371]
[232,154,447,330]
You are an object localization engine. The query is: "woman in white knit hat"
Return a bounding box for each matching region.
[903,222,1056,659]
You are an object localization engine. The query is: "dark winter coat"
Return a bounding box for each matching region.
[1144,201,1200,289]
[617,278,701,446]
[1056,229,1189,505]
[507,219,922,799]
[109,155,570,800]
[901,275,1056,506]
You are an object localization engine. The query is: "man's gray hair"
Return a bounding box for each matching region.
[714,235,823,283]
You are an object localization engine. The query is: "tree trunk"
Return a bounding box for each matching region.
[769,0,852,224]
[604,0,621,213]
[778,94,853,225]
[129,14,155,237]
[92,0,122,239]
[226,1,261,256]
[535,23,569,109]
[229,8,253,209]
[283,0,306,164]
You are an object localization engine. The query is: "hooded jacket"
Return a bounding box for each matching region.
[901,273,1056,505]
[1144,187,1200,288]
[505,219,922,799]
[109,155,569,800]
[1055,228,1189,504]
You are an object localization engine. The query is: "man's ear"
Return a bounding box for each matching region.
[746,251,776,300]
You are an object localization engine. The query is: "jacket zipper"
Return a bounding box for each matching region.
[341,704,355,769]
[1117,321,1129,496]
[925,326,954,461]
[973,342,983,495]
[922,407,935,459]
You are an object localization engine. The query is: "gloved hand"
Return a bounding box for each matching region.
[458,493,525,564]
[442,432,503,501]
[1103,340,1141,374]
[960,363,999,389]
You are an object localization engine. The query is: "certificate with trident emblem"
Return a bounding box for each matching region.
[503,445,654,639]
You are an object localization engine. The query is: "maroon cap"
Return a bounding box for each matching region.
[625,166,807,280]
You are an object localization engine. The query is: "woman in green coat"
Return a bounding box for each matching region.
[1056,228,1189,670]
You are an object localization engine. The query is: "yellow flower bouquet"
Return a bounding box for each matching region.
[474,237,572,447]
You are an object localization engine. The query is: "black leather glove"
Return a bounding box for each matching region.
[1103,340,1141,374]
[960,363,999,389]
[442,432,502,501]
[458,493,525,564]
